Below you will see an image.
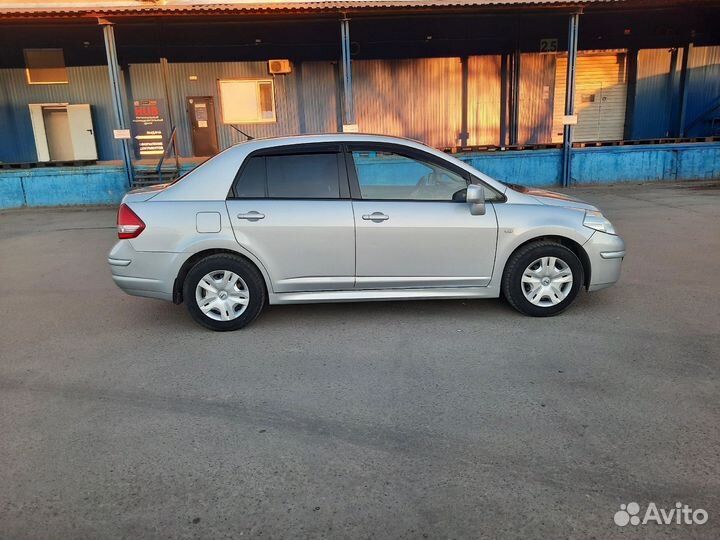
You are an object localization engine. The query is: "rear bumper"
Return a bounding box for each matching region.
[584,231,625,291]
[108,241,181,302]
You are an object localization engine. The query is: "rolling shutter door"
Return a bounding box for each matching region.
[552,52,628,142]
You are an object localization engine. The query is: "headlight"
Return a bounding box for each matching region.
[583,210,616,235]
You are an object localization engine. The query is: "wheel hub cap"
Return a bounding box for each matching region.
[195,270,250,322]
[521,256,573,308]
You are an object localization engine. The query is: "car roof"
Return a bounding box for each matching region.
[229,132,427,151]
[154,132,509,202]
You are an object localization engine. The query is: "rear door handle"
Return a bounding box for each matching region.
[237,211,265,221]
[362,212,389,222]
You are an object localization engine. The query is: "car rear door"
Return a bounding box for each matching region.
[226,144,355,293]
[347,144,498,289]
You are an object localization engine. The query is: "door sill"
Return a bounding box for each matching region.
[270,286,497,305]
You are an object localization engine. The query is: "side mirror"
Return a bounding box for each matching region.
[466,184,486,215]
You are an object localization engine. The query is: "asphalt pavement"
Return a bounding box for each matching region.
[0,181,719,539]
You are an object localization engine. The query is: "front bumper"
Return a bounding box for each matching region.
[108,240,181,302]
[583,231,625,291]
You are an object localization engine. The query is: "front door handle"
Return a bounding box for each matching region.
[237,211,265,222]
[362,212,389,222]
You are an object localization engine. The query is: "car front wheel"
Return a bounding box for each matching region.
[502,241,584,317]
[183,254,266,331]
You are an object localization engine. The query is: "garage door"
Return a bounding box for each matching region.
[552,52,628,142]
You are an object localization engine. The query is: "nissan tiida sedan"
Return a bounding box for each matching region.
[109,134,625,331]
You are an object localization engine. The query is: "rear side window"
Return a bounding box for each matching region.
[232,152,342,199]
[234,156,266,198]
[266,154,339,199]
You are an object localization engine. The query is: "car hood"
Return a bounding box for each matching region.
[509,185,599,211]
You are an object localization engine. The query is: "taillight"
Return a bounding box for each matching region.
[117,203,146,239]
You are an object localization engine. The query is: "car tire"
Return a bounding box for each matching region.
[502,240,584,317]
[183,254,266,331]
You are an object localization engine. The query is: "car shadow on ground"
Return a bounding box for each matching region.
[134,290,602,333]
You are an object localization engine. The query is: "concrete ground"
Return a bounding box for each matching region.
[0,181,719,539]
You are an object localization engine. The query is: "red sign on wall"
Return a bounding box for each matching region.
[131,99,168,158]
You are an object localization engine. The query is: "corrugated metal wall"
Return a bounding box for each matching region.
[685,46,720,137]
[0,66,121,162]
[518,53,556,144]
[1,49,718,164]
[631,45,720,138]
[129,61,339,157]
[353,58,463,148]
[632,48,683,139]
[552,52,628,142]
[467,55,502,145]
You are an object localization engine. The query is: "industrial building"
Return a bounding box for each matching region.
[0,0,719,207]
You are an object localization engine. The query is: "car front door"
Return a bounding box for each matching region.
[348,145,499,289]
[226,144,355,292]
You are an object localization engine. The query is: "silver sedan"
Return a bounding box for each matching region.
[109,134,625,331]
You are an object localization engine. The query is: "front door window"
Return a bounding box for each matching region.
[351,150,468,201]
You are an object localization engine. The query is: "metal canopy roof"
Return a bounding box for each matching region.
[0,0,625,19]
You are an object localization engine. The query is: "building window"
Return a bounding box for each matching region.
[24,48,68,85]
[218,79,276,124]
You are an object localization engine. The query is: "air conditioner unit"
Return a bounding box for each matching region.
[268,59,292,74]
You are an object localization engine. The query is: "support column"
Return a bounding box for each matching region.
[460,56,469,146]
[509,49,520,145]
[561,12,580,188]
[340,17,355,129]
[500,54,509,146]
[623,48,638,140]
[677,40,693,138]
[160,57,180,170]
[667,47,680,137]
[100,19,134,187]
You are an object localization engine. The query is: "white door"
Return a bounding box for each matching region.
[67,104,98,160]
[43,108,73,161]
[28,104,51,161]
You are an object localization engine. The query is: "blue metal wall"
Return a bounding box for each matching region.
[3,143,719,208]
[631,48,680,139]
[685,46,720,137]
[0,66,122,163]
[632,46,720,139]
[463,143,720,186]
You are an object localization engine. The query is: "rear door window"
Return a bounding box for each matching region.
[266,153,340,199]
[231,149,345,199]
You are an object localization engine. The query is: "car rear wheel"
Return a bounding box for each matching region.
[183,254,265,331]
[502,241,584,317]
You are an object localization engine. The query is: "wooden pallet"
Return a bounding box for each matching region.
[1,162,33,169]
[0,160,96,169]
